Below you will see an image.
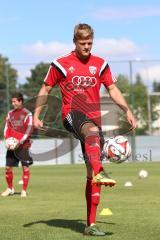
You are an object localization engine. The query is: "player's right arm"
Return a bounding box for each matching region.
[34,59,64,129]
[34,60,63,129]
[33,84,52,129]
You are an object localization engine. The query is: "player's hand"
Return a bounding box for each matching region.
[33,117,43,129]
[126,110,137,130]
[5,137,20,150]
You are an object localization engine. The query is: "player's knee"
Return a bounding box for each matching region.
[23,166,30,172]
[81,122,99,137]
[6,166,12,171]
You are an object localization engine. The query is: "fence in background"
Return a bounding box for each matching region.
[0,59,160,164]
[0,136,159,167]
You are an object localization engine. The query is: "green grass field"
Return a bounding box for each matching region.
[0,162,160,240]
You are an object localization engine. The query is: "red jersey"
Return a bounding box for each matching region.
[4,107,33,148]
[44,51,116,126]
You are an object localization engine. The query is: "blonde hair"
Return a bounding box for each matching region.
[73,23,94,42]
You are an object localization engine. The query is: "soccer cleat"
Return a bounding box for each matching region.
[84,224,106,236]
[1,188,15,197]
[21,190,27,197]
[92,171,116,187]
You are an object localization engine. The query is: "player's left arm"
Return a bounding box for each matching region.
[107,84,137,129]
[19,112,33,144]
[4,117,10,139]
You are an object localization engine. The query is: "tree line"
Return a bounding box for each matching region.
[0,54,160,137]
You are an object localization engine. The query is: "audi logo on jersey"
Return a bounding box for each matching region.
[65,75,97,91]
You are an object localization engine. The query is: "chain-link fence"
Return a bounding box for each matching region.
[0,60,159,164]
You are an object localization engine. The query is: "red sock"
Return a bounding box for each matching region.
[85,177,101,226]
[5,169,13,189]
[22,169,30,191]
[85,134,103,175]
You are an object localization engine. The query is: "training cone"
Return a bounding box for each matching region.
[124,181,133,187]
[99,208,113,216]
[18,180,23,185]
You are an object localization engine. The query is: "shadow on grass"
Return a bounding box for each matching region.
[23,219,115,235]
[14,192,21,195]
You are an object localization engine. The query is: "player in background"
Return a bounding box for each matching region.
[1,92,33,198]
[34,24,136,236]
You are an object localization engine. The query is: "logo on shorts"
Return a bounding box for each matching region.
[89,66,97,75]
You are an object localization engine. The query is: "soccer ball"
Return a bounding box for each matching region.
[103,135,131,164]
[5,137,19,150]
[138,169,148,178]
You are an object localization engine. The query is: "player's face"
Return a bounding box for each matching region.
[11,98,23,109]
[74,38,93,60]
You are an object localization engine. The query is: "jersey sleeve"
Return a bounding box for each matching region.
[4,113,11,139]
[44,60,66,87]
[100,61,117,88]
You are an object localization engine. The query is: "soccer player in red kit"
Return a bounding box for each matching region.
[1,92,33,198]
[34,24,136,235]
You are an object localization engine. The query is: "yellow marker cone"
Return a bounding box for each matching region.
[99,208,113,216]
